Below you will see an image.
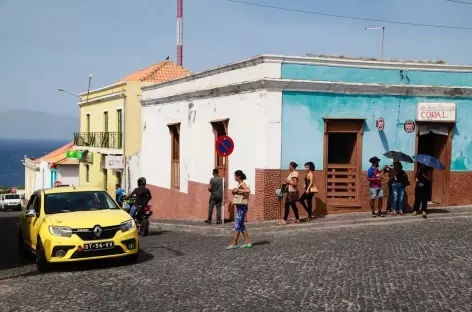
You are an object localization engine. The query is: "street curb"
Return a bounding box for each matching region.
[150,210,472,236]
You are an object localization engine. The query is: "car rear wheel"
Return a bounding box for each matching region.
[35,239,50,273]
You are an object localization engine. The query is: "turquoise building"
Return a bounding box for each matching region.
[279,56,472,209]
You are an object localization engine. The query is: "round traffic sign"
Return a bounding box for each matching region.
[404,120,416,133]
[215,135,234,157]
[376,117,385,131]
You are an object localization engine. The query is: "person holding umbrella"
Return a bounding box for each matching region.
[413,154,445,218]
[367,156,385,218]
[391,162,410,216]
[413,163,431,218]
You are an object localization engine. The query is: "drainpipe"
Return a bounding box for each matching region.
[123,94,127,192]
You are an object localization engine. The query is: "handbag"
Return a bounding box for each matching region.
[287,191,300,203]
[233,193,248,205]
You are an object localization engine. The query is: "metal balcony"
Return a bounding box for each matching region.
[74,132,123,149]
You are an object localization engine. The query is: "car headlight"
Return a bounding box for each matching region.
[120,219,135,232]
[48,226,73,237]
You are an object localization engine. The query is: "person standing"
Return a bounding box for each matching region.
[300,161,317,220]
[413,164,431,218]
[279,162,300,225]
[367,156,385,218]
[205,168,223,225]
[391,162,409,216]
[226,170,252,249]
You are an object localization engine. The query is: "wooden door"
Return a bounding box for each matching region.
[324,119,363,207]
[431,134,447,204]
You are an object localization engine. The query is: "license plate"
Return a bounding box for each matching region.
[83,242,114,251]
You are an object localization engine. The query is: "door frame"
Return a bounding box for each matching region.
[414,121,453,205]
[323,118,364,207]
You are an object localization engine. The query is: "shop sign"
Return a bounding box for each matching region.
[417,102,456,122]
[11,187,17,193]
[105,155,124,169]
[376,117,385,131]
[54,181,62,187]
[76,150,93,164]
[404,120,416,133]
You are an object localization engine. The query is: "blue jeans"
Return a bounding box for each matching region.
[129,205,137,217]
[391,183,405,212]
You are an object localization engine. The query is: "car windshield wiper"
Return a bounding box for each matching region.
[48,209,72,214]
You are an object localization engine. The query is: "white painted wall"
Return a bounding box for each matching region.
[141,90,282,194]
[38,161,51,189]
[126,152,142,193]
[142,61,282,101]
[57,166,79,186]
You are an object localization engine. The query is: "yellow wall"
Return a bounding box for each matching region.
[78,157,119,198]
[77,81,152,195]
[123,81,154,157]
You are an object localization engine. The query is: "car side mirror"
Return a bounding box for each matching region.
[26,209,37,217]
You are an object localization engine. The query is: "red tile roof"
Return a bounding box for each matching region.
[118,60,191,83]
[42,142,78,166]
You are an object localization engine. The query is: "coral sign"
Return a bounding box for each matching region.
[417,103,456,122]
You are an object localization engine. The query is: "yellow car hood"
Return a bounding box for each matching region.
[45,209,132,228]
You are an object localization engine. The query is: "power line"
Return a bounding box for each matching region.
[228,0,472,30]
[446,0,472,4]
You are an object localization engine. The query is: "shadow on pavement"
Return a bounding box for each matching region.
[253,240,270,246]
[0,215,31,272]
[428,208,450,214]
[145,230,171,237]
[155,246,184,257]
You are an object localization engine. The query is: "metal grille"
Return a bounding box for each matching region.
[72,225,120,241]
[74,132,123,149]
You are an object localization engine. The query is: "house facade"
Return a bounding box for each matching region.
[23,142,79,200]
[73,60,190,197]
[140,54,472,221]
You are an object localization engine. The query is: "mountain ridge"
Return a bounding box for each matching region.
[0,110,79,140]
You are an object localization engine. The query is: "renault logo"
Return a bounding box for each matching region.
[93,225,103,238]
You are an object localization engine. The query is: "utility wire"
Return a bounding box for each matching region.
[228,0,472,30]
[445,0,472,4]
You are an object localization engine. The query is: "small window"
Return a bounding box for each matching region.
[168,123,180,190]
[33,194,41,214]
[26,195,36,211]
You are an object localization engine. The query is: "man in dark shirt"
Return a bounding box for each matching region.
[205,169,223,224]
[129,177,152,217]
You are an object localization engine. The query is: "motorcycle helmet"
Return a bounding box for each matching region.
[137,177,147,187]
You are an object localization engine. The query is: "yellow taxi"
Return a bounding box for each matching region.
[18,186,139,272]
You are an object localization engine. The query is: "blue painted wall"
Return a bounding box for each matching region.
[282,64,472,87]
[281,91,472,171]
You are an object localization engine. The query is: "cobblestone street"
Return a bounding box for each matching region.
[1,212,472,312]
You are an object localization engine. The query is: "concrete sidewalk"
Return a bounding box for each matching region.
[150,205,472,235]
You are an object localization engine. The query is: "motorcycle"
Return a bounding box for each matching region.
[134,204,152,236]
[120,195,152,236]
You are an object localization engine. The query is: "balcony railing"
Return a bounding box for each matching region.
[74,132,123,149]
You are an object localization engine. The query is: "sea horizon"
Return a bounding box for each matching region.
[0,138,71,188]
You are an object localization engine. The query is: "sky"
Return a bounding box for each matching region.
[1,0,472,117]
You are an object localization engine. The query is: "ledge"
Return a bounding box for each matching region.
[141,79,472,106]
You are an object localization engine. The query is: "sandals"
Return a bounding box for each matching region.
[226,245,239,250]
[279,220,287,225]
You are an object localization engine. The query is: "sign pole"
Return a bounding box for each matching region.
[222,156,226,226]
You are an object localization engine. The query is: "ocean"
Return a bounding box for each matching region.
[0,139,69,188]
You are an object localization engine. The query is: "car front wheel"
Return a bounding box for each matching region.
[35,239,50,272]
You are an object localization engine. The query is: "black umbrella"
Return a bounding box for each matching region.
[383,151,414,163]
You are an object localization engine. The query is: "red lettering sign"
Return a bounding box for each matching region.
[420,111,448,120]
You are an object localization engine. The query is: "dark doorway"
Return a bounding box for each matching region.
[327,133,357,164]
[417,132,448,204]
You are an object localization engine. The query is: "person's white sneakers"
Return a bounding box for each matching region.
[412,211,417,216]
[422,211,427,218]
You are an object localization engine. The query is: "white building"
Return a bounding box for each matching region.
[141,54,472,221]
[24,142,79,200]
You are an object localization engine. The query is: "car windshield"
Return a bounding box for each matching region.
[5,195,20,199]
[44,191,119,214]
